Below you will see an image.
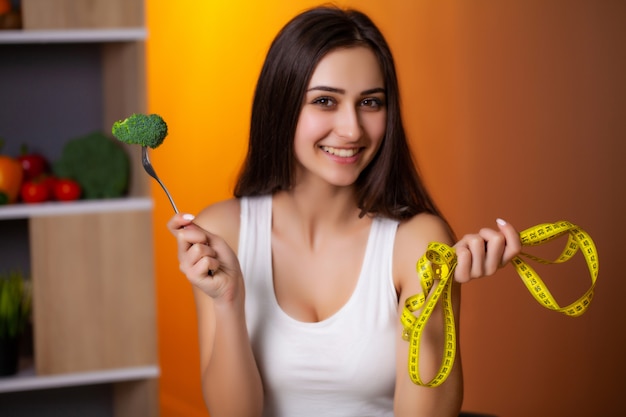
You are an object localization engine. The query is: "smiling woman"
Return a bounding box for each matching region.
[164,5,521,417]
[148,1,626,417]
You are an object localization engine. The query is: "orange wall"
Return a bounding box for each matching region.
[146,1,626,416]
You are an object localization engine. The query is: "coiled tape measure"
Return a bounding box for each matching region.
[400,220,599,387]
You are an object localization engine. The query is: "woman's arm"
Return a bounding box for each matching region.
[393,214,463,417]
[393,214,521,416]
[168,199,263,417]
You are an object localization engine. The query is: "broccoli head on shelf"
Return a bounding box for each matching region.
[53,132,130,199]
[111,113,168,149]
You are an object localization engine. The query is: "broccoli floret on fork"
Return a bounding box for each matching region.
[112,113,168,149]
[111,113,178,213]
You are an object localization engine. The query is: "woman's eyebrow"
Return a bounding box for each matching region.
[306,86,385,95]
[362,87,385,95]
[307,86,344,93]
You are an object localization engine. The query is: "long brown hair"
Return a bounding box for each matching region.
[234,5,444,221]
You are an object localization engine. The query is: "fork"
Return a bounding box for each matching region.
[141,146,179,213]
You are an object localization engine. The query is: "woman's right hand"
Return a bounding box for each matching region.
[167,213,244,304]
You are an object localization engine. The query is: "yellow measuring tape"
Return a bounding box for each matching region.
[400,220,599,387]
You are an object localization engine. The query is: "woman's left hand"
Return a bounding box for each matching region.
[453,218,522,283]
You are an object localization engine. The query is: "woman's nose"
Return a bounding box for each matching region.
[334,105,362,140]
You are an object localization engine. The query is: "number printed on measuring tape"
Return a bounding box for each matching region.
[400,220,599,387]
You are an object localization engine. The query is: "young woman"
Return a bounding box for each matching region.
[168,6,521,417]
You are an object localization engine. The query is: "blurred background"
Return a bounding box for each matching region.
[146,1,625,416]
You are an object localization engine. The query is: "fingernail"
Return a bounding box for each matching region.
[496,218,507,226]
[182,214,195,221]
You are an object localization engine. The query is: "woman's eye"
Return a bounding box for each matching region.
[361,98,384,109]
[312,97,335,107]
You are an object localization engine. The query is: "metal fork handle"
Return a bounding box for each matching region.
[142,146,179,213]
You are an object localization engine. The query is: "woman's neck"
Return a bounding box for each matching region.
[273,183,368,251]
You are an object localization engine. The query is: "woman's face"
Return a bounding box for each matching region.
[293,46,386,188]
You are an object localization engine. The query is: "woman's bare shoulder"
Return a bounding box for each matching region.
[194,198,241,251]
[393,212,455,288]
[396,212,454,248]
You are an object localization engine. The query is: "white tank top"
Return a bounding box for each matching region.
[239,195,399,417]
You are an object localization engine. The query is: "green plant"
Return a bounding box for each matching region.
[0,270,32,340]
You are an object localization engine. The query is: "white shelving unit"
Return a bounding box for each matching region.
[0,364,159,394]
[0,197,153,220]
[0,28,147,44]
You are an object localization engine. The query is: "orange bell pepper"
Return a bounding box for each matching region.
[0,0,10,15]
[0,139,24,203]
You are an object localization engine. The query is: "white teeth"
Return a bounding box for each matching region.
[321,146,359,157]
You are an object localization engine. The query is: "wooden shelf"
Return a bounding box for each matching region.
[1,1,158,414]
[0,197,153,220]
[0,28,147,44]
[0,364,159,394]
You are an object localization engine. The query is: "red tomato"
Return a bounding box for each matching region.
[40,174,57,195]
[17,148,49,181]
[20,180,50,204]
[53,178,81,201]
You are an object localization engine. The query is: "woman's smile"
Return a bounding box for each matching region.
[320,145,360,158]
